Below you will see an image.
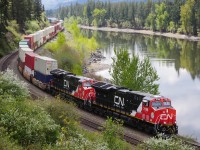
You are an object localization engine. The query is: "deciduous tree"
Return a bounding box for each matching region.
[110,48,159,95]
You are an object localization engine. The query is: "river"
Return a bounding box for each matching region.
[82,29,200,141]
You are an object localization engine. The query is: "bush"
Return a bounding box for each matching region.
[35,98,79,136]
[177,28,184,34]
[102,117,132,150]
[121,21,132,29]
[57,133,109,150]
[5,20,22,46]
[136,135,195,150]
[0,98,60,146]
[0,69,29,100]
[0,127,23,150]
[25,20,40,34]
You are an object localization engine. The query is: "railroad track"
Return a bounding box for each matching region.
[80,117,142,146]
[1,50,200,149]
[0,50,18,71]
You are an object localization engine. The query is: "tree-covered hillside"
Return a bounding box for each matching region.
[42,0,149,10]
[52,0,200,36]
[0,0,46,57]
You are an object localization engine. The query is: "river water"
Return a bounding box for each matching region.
[82,29,200,141]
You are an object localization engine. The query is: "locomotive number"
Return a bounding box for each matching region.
[114,96,125,107]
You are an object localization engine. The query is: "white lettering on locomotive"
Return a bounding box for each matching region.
[114,96,125,107]
[160,114,173,120]
[64,80,69,88]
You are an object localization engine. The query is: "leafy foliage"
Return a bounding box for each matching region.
[0,127,23,150]
[155,3,169,32]
[110,48,159,95]
[46,18,99,75]
[0,69,29,100]
[5,20,22,47]
[180,0,196,35]
[136,135,195,150]
[54,0,200,36]
[102,117,132,150]
[0,99,60,146]
[0,70,59,147]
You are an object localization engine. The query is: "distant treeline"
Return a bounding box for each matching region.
[50,0,200,36]
[0,0,44,34]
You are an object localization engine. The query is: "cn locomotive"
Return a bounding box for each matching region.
[17,19,178,135]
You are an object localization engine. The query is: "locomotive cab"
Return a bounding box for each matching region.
[141,96,178,134]
[73,78,96,101]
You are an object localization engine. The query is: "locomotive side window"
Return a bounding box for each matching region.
[143,100,149,107]
[64,80,69,88]
[83,82,91,87]
[163,101,171,107]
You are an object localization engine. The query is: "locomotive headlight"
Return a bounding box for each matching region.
[151,112,154,119]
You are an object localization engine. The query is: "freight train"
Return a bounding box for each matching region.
[17,19,178,135]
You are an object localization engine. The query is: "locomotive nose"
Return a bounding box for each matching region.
[159,108,176,125]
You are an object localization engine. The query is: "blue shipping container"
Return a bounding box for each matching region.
[34,70,53,83]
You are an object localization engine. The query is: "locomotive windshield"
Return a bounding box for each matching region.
[152,101,171,108]
[163,101,171,107]
[152,102,162,107]
[83,82,91,87]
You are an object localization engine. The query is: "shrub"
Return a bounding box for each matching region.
[6,20,21,45]
[57,133,109,150]
[0,69,29,100]
[0,98,60,147]
[121,21,132,29]
[35,98,79,132]
[0,127,23,150]
[136,135,195,150]
[25,20,40,33]
[102,117,132,150]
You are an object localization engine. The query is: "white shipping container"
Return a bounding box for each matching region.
[19,44,29,49]
[34,56,58,75]
[50,26,54,33]
[24,65,34,76]
[19,48,33,62]
[31,33,37,43]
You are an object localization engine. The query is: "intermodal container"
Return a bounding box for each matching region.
[18,58,25,70]
[34,56,58,75]
[24,35,34,50]
[19,47,33,62]
[34,70,53,83]
[24,65,34,76]
[23,65,34,81]
[25,52,38,70]
[19,44,29,49]
[19,41,28,45]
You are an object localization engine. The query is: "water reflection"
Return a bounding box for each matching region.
[81,29,200,141]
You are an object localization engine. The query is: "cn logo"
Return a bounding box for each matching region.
[160,114,173,120]
[114,96,125,107]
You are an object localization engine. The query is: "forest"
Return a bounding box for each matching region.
[0,0,44,32]
[0,0,46,56]
[51,0,200,36]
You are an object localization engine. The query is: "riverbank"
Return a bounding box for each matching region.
[79,25,200,41]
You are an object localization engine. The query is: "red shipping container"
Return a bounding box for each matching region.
[25,52,39,70]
